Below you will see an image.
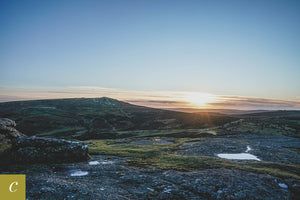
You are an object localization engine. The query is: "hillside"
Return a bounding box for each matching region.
[1,99,300,200]
[164,108,273,115]
[0,97,235,139]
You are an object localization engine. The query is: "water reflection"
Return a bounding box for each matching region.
[70,169,89,176]
[217,153,260,161]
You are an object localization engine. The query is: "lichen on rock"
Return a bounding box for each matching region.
[0,118,25,145]
[10,136,91,164]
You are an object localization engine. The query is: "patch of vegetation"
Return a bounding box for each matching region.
[86,137,200,158]
[282,146,300,154]
[129,154,300,179]
[86,137,300,179]
[35,127,87,138]
[0,144,11,153]
[0,97,236,139]
[224,118,299,137]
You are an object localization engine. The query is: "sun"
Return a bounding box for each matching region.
[184,93,216,108]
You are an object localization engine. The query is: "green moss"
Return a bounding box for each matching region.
[86,139,164,158]
[115,129,217,137]
[128,154,300,179]
[86,137,203,157]
[0,144,12,153]
[36,127,86,136]
[86,137,300,179]
[224,119,298,136]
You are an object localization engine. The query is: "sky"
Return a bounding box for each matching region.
[0,0,300,110]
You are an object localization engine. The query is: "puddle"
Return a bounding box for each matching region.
[217,153,261,161]
[89,161,100,165]
[88,160,114,165]
[100,160,114,165]
[217,145,260,161]
[70,169,89,176]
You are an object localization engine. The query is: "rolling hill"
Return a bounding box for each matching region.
[0,97,235,139]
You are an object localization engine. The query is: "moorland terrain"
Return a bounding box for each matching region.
[0,97,299,199]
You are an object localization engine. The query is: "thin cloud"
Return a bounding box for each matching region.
[207,96,300,110]
[0,87,300,110]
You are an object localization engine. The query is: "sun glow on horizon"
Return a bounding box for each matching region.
[1,87,300,110]
[183,93,217,108]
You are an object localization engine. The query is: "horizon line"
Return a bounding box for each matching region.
[1,87,300,111]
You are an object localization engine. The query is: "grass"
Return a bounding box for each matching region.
[86,137,300,179]
[87,139,163,158]
[86,137,201,158]
[35,127,87,138]
[224,119,298,136]
[129,154,300,179]
[0,144,11,153]
[114,129,218,138]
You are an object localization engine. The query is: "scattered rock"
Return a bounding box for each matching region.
[0,118,25,145]
[279,183,288,189]
[177,134,300,164]
[10,136,91,164]
[22,155,298,200]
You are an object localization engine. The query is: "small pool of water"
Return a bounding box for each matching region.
[100,160,114,165]
[217,153,261,161]
[89,161,100,165]
[70,169,89,176]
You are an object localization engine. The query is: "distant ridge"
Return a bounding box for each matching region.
[0,97,235,139]
[163,108,275,115]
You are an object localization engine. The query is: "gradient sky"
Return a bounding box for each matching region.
[0,0,300,109]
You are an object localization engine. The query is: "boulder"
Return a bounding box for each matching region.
[0,118,25,145]
[11,136,91,164]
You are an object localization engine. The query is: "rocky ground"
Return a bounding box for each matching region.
[0,118,25,145]
[16,155,299,200]
[177,134,300,164]
[1,133,298,200]
[1,118,299,199]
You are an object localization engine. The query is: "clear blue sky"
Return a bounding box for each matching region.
[1,0,300,101]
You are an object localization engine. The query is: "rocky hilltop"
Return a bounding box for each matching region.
[0,118,25,145]
[0,119,90,167]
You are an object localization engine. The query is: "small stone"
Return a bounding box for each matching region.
[39,187,54,193]
[147,187,154,192]
[163,188,172,193]
[278,183,288,189]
